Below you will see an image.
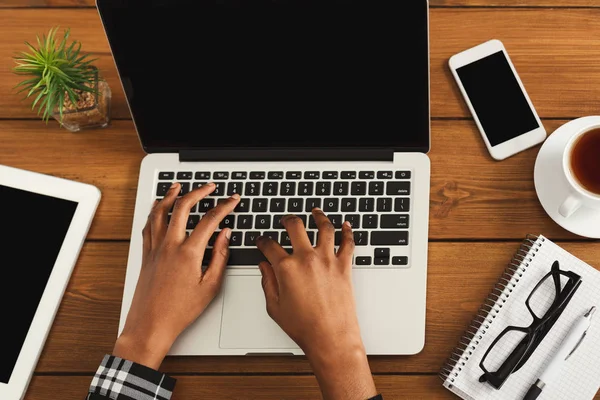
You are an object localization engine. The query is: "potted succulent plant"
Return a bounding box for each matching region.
[12,27,111,132]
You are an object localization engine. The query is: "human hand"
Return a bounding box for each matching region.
[256,209,377,400]
[113,182,240,369]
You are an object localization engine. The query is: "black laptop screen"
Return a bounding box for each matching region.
[98,0,430,153]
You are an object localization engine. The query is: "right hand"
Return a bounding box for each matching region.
[256,209,377,400]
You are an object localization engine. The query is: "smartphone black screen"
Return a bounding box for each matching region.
[456,50,540,147]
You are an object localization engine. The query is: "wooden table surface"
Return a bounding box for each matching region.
[1,1,599,399]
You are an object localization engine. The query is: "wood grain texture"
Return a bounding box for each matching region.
[1,9,600,119]
[36,241,600,373]
[0,119,579,241]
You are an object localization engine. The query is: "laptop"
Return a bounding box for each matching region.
[97,0,431,356]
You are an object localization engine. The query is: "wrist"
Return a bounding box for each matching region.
[113,330,174,370]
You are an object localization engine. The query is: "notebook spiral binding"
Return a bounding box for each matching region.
[438,234,545,387]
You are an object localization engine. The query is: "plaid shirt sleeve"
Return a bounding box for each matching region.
[368,395,383,400]
[87,355,176,400]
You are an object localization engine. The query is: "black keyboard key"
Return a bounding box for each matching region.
[198,198,215,212]
[323,171,338,179]
[341,198,357,212]
[208,232,219,246]
[333,182,349,196]
[296,214,307,227]
[362,214,378,228]
[323,198,339,212]
[281,232,292,246]
[304,171,320,179]
[353,231,369,246]
[227,182,243,195]
[359,198,374,212]
[328,214,343,228]
[377,197,393,212]
[268,171,284,180]
[394,198,410,212]
[381,214,409,229]
[374,257,390,266]
[195,172,211,180]
[159,172,174,180]
[189,203,197,213]
[377,171,393,179]
[371,231,409,246]
[368,181,384,195]
[245,182,261,196]
[387,182,411,195]
[237,215,253,229]
[202,248,269,266]
[255,215,271,229]
[252,198,268,212]
[192,182,206,190]
[273,215,285,229]
[232,172,247,179]
[235,198,250,213]
[351,182,367,195]
[177,172,193,180]
[220,215,235,229]
[229,231,243,246]
[308,215,317,229]
[179,182,190,195]
[344,214,360,228]
[355,256,372,266]
[392,256,409,266]
[281,182,296,196]
[156,182,172,196]
[286,171,302,179]
[359,171,374,179]
[288,198,303,212]
[186,215,200,229]
[210,182,225,196]
[375,248,390,258]
[214,172,229,180]
[298,182,313,196]
[270,198,286,212]
[316,182,331,196]
[306,198,321,212]
[245,231,261,246]
[263,231,279,242]
[395,171,411,179]
[341,171,356,179]
[250,172,265,180]
[263,182,278,196]
[306,231,315,245]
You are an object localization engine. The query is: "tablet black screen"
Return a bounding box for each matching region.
[0,185,78,384]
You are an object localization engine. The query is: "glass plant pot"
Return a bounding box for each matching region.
[52,75,111,132]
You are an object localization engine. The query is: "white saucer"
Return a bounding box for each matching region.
[534,116,600,239]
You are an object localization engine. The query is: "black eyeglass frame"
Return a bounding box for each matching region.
[478,260,582,389]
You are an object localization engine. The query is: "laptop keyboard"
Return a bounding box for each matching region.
[156,169,412,269]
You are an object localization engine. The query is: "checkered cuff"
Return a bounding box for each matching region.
[88,355,176,400]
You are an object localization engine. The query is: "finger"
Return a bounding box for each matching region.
[312,208,335,252]
[258,261,280,317]
[336,221,355,267]
[150,182,180,247]
[281,214,312,250]
[168,182,217,241]
[141,199,158,262]
[202,228,231,290]
[256,235,289,267]
[188,193,240,246]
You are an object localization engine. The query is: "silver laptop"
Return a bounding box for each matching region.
[98,0,431,356]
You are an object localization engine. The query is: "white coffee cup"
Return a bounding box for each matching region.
[558,123,600,218]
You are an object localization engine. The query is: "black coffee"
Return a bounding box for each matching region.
[570,128,600,195]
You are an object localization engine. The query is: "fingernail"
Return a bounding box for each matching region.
[231,193,240,200]
[344,221,351,228]
[224,228,231,240]
[170,182,179,189]
[207,182,215,187]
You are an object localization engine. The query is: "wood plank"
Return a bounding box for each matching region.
[23,375,600,399]
[2,0,600,9]
[37,241,600,374]
[1,9,600,119]
[0,119,581,240]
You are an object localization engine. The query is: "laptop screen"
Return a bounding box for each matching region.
[98,0,430,153]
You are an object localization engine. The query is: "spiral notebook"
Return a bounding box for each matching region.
[440,234,600,400]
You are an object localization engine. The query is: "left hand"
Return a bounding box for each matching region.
[113,182,240,369]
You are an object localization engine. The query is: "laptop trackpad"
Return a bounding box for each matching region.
[219,275,299,350]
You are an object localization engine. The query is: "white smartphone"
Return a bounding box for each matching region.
[449,39,546,160]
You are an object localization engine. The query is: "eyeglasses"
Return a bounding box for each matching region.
[478,260,582,389]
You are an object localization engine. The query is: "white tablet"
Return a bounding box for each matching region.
[0,165,101,400]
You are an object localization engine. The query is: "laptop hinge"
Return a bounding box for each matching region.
[179,148,394,162]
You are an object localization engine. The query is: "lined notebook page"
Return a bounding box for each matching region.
[443,235,600,400]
